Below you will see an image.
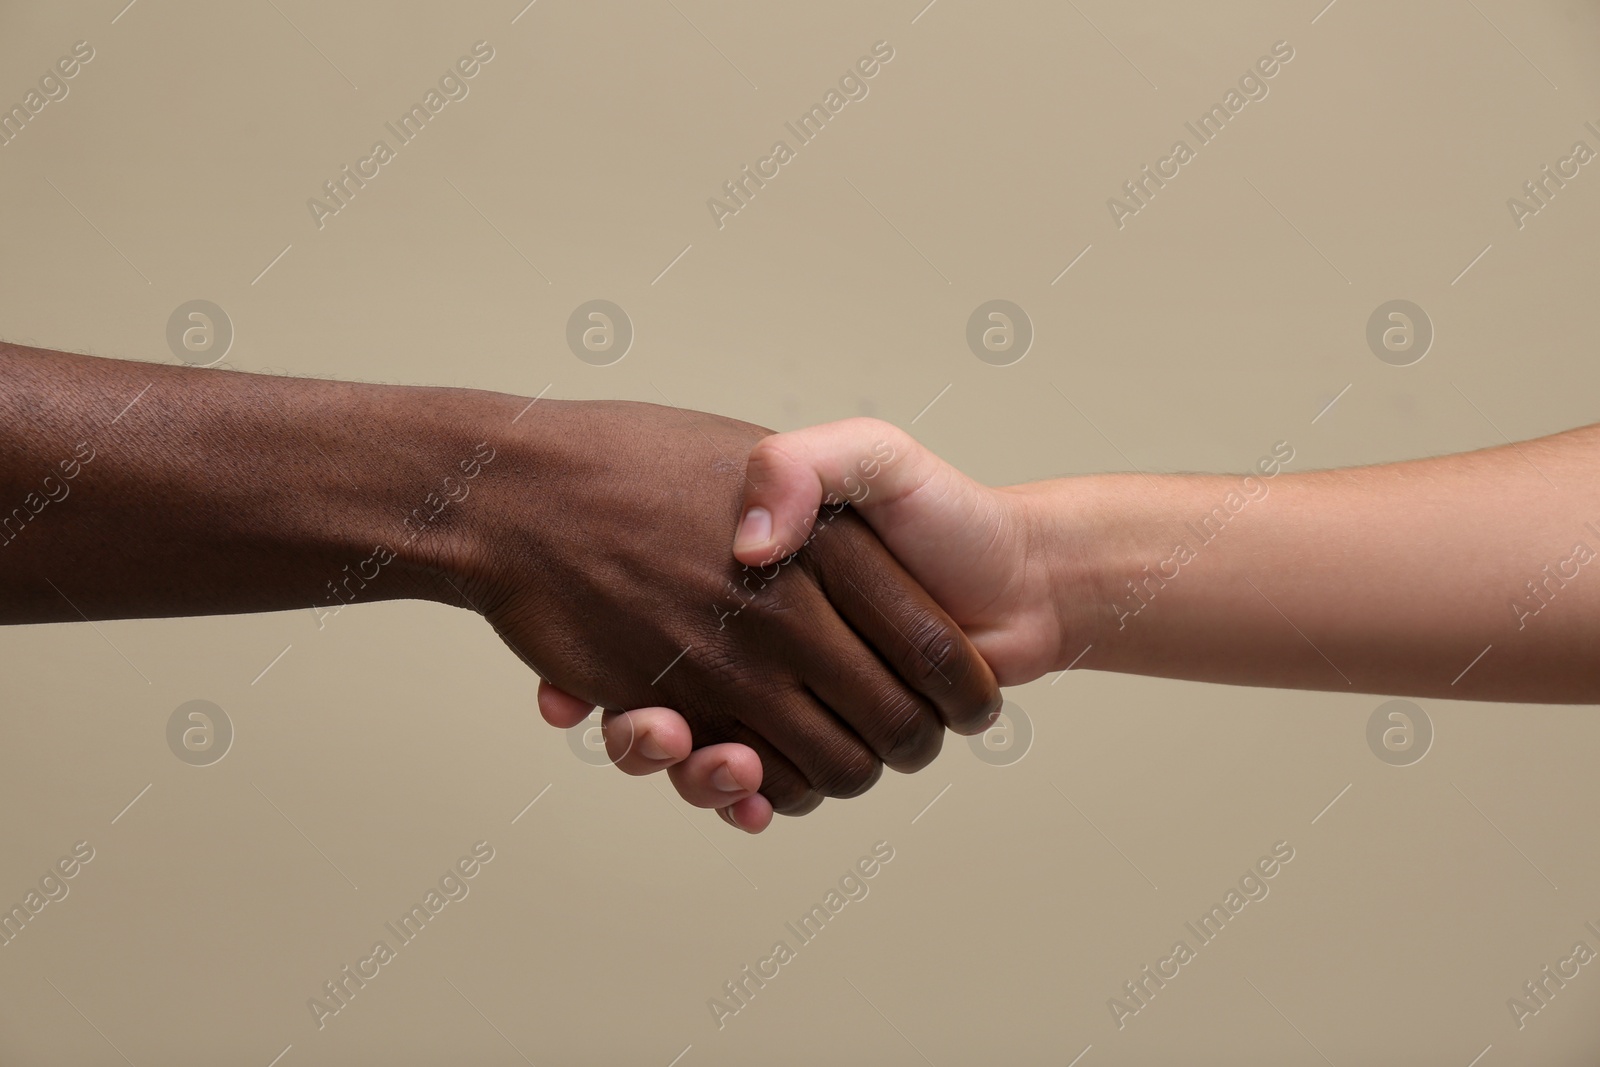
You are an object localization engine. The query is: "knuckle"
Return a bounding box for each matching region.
[746,435,796,483]
[851,418,909,465]
[872,686,939,767]
[811,746,883,799]
[900,617,1000,732]
[844,416,895,442]
[904,615,963,692]
[756,757,815,815]
[726,588,793,639]
[726,558,804,618]
[769,786,823,817]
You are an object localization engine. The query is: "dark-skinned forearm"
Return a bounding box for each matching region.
[0,343,499,623]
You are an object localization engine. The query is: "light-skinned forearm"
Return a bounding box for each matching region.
[1034,426,1600,702]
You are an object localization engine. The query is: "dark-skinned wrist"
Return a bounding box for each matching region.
[336,383,506,615]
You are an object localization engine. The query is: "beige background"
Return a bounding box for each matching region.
[3,0,1599,1063]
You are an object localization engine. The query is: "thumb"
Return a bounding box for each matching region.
[732,418,949,566]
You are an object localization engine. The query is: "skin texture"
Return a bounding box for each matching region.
[0,345,1000,819]
[577,416,1600,829]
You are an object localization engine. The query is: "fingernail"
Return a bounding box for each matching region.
[712,764,743,793]
[637,734,671,761]
[734,507,771,552]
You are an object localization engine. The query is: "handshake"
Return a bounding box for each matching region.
[0,347,1058,835]
[6,344,1596,828]
[501,402,1059,834]
[452,398,1064,834]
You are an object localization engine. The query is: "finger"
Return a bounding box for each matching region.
[727,726,825,816]
[602,707,691,774]
[732,687,883,801]
[808,510,1001,735]
[666,743,763,806]
[797,608,945,774]
[718,794,774,833]
[734,419,950,567]
[538,678,596,728]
